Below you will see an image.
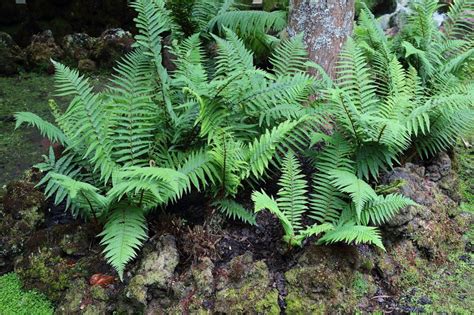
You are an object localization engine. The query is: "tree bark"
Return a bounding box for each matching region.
[287,0,355,78]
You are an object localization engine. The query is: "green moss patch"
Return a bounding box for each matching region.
[0,273,54,315]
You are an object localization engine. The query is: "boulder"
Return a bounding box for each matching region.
[284,245,363,313]
[25,30,63,72]
[0,32,26,75]
[93,28,134,68]
[61,33,97,62]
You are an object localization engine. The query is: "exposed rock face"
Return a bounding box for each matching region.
[0,0,134,48]
[0,32,26,75]
[284,245,363,313]
[25,30,63,72]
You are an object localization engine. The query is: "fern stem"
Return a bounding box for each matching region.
[80,191,98,223]
[376,124,387,143]
[338,93,360,145]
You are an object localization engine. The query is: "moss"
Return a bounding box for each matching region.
[0,273,54,315]
[285,292,326,314]
[15,248,80,302]
[214,258,280,313]
[126,274,147,305]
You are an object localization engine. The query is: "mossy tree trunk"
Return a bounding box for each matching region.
[287,0,355,78]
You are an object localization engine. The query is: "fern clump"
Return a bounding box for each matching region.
[15,0,318,279]
[252,152,416,248]
[352,0,474,162]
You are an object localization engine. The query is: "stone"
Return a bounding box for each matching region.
[93,28,134,68]
[214,252,280,314]
[284,245,360,313]
[0,32,26,75]
[381,160,469,259]
[25,30,64,72]
[55,279,109,315]
[61,33,97,61]
[126,235,179,304]
[77,58,97,72]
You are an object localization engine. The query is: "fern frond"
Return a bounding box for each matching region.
[245,118,307,180]
[209,10,287,38]
[252,190,293,238]
[329,170,377,219]
[108,49,157,167]
[99,204,148,280]
[361,193,417,225]
[276,152,308,232]
[269,33,308,76]
[214,199,257,225]
[318,223,385,249]
[52,61,117,182]
[309,134,354,224]
[50,173,109,219]
[15,112,66,145]
[107,167,187,208]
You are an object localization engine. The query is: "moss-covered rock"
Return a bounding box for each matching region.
[284,245,364,313]
[0,176,45,273]
[126,235,179,305]
[55,279,109,314]
[214,252,280,314]
[14,247,77,302]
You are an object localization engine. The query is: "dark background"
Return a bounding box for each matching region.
[0,0,135,46]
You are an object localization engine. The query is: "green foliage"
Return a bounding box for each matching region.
[252,152,412,248]
[16,0,315,279]
[253,153,333,246]
[0,273,54,315]
[353,0,474,161]
[187,0,287,55]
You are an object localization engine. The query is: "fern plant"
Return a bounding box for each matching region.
[15,0,318,279]
[252,151,416,248]
[354,1,474,159]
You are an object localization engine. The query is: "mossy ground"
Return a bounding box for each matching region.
[0,72,108,186]
[0,273,54,315]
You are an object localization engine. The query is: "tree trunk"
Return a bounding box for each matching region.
[287,0,355,78]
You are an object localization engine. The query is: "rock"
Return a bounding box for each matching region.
[25,30,63,72]
[61,33,97,62]
[382,161,469,259]
[284,245,361,313]
[78,58,97,72]
[214,252,280,314]
[0,32,27,75]
[55,279,108,315]
[14,247,77,302]
[59,226,91,256]
[2,180,45,216]
[0,173,46,273]
[93,28,134,68]
[126,235,179,304]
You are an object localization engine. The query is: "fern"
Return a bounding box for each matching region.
[99,204,148,280]
[318,223,385,250]
[276,152,308,232]
[15,112,66,145]
[329,170,377,220]
[214,199,257,225]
